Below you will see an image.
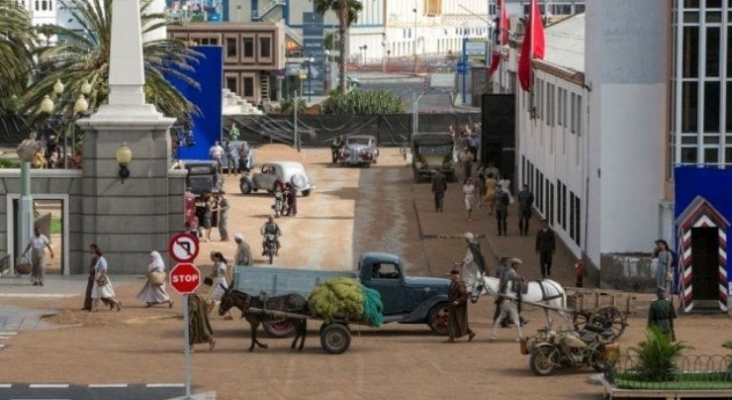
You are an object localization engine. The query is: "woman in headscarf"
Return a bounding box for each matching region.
[91,246,122,312]
[136,251,174,308]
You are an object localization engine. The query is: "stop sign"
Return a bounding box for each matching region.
[169,263,201,295]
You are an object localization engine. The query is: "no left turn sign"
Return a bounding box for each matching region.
[168,233,199,263]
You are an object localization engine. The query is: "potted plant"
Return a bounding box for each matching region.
[629,326,691,382]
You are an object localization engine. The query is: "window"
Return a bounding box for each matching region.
[563,90,568,128]
[573,195,581,246]
[556,180,564,230]
[681,81,698,132]
[576,95,582,135]
[570,93,576,133]
[242,76,254,97]
[371,263,400,279]
[242,37,254,59]
[225,76,237,93]
[259,36,272,59]
[703,81,720,132]
[682,26,699,78]
[522,155,527,186]
[424,0,441,16]
[557,88,563,126]
[569,192,576,240]
[199,37,219,45]
[225,37,237,59]
[548,182,554,226]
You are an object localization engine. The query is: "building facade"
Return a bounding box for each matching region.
[168,22,286,105]
[496,0,732,311]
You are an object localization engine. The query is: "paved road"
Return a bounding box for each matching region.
[0,383,186,400]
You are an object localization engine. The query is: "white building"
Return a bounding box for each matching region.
[494,0,732,300]
[496,0,671,285]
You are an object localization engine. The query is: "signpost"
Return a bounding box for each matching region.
[169,233,202,400]
[302,12,325,96]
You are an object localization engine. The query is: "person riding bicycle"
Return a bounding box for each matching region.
[260,215,281,256]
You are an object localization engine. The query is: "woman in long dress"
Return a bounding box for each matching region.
[483,173,498,216]
[462,177,477,222]
[91,246,122,312]
[136,251,173,308]
[208,251,233,320]
[188,294,216,352]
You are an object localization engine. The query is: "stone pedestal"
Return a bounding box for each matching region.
[77,111,184,273]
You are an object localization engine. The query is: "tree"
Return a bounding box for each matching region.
[0,0,35,114]
[20,0,200,129]
[312,0,362,94]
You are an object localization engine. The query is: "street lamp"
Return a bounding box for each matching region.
[115,142,132,184]
[39,77,93,168]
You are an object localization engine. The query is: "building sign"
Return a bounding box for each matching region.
[302,12,325,96]
[465,40,487,59]
[286,62,301,76]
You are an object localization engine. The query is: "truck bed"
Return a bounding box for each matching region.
[233,266,358,297]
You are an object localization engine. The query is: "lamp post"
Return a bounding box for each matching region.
[40,78,92,168]
[115,142,132,184]
[461,33,468,105]
[413,0,418,73]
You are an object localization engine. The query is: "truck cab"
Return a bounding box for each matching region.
[358,252,450,333]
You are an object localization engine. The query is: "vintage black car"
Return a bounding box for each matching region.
[410,132,456,183]
[183,160,222,195]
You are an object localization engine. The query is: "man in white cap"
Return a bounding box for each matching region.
[233,233,252,266]
[461,232,487,297]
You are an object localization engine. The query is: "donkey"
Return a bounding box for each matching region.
[219,287,309,352]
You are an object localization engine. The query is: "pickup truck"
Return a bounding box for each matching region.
[233,252,451,336]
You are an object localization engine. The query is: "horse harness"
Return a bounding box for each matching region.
[533,280,563,302]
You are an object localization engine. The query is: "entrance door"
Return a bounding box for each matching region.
[691,227,719,305]
[11,198,65,275]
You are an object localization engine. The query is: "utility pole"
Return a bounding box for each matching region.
[461,35,468,104]
[413,0,418,73]
[293,90,298,151]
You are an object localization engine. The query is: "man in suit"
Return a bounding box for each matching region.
[517,184,535,236]
[495,186,510,236]
[535,220,556,279]
[431,170,447,212]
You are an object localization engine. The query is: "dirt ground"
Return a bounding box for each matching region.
[1,147,731,400]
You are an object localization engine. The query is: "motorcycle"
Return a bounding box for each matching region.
[263,233,277,264]
[272,189,289,217]
[522,325,616,376]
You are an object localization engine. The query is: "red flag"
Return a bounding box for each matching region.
[499,1,509,45]
[518,0,545,91]
[488,3,510,79]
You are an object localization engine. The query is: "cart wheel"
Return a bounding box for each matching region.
[572,311,591,331]
[320,323,351,354]
[589,306,627,340]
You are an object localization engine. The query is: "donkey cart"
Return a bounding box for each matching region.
[245,307,359,355]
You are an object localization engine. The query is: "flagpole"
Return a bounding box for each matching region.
[497,1,503,93]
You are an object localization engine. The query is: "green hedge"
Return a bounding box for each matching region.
[321,89,404,115]
[0,159,21,168]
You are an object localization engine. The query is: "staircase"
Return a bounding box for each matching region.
[252,0,285,21]
[221,89,263,116]
[259,76,271,103]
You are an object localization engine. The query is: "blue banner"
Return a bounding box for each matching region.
[166,46,223,160]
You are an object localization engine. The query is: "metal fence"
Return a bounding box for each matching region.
[225,113,481,148]
[607,354,732,390]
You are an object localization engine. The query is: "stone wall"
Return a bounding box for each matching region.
[600,253,657,292]
[0,167,187,275]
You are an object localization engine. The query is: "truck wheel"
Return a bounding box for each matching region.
[320,323,351,354]
[240,180,252,194]
[427,303,449,336]
[530,345,559,376]
[302,189,311,197]
[263,320,295,338]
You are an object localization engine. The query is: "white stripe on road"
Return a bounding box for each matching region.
[28,384,70,388]
[11,398,70,400]
[146,383,185,388]
[88,384,129,388]
[0,384,11,388]
[0,294,77,298]
[0,332,18,336]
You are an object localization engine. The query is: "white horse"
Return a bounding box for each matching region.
[465,271,570,330]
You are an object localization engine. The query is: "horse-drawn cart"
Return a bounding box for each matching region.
[566,287,635,340]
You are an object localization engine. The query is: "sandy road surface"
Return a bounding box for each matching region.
[1,147,731,400]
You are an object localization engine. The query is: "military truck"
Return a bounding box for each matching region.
[410,132,456,183]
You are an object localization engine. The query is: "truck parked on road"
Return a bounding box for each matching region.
[233,252,451,336]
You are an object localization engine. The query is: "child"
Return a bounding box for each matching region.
[574,260,587,287]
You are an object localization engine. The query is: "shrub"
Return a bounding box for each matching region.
[0,159,21,169]
[278,98,308,115]
[321,89,404,115]
[629,326,692,382]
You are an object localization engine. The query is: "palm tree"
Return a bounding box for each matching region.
[20,0,200,129]
[0,0,35,113]
[312,0,363,94]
